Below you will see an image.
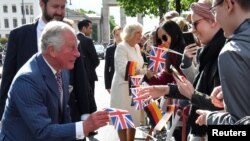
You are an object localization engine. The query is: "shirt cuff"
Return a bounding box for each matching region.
[81,114,90,121]
[76,121,85,139]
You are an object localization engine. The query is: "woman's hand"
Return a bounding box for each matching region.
[184,43,199,59]
[145,70,156,79]
[173,75,194,99]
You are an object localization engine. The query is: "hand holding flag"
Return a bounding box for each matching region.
[104,108,135,130]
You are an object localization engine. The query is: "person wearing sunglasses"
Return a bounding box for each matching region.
[142,20,186,141]
[145,20,186,83]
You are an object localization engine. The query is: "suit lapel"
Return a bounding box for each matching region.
[37,54,61,101]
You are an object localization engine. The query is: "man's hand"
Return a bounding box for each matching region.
[173,75,194,99]
[83,111,109,136]
[137,85,169,100]
[196,110,211,126]
[210,86,224,108]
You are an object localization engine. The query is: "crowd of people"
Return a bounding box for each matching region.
[0,0,250,141]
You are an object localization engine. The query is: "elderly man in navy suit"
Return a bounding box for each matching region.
[0,0,67,119]
[0,21,109,141]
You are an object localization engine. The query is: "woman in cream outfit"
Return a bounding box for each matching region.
[110,22,146,141]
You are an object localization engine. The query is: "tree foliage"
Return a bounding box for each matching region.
[169,0,197,11]
[109,15,117,38]
[117,0,197,19]
[79,9,96,14]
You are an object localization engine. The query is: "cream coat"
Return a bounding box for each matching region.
[110,41,144,127]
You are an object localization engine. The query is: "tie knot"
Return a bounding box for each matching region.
[55,72,62,79]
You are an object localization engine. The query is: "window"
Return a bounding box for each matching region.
[3,5,8,13]
[22,18,26,25]
[21,5,24,15]
[25,5,29,15]
[30,5,34,15]
[13,18,18,28]
[12,5,17,13]
[4,19,9,28]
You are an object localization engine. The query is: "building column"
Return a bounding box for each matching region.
[102,4,110,44]
[120,8,126,28]
[137,13,143,25]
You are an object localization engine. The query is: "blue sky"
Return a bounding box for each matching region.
[67,0,159,32]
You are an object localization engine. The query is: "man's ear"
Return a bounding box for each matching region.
[48,45,56,58]
[39,0,45,9]
[224,0,235,14]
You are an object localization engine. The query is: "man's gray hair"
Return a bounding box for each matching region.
[40,21,75,52]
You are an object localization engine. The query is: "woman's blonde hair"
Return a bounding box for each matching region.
[121,22,143,41]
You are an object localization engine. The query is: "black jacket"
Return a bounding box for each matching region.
[104,44,116,89]
[77,33,99,81]
[0,21,38,119]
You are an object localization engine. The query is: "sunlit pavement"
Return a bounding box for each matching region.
[88,60,148,141]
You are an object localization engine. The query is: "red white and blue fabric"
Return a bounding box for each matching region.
[130,87,146,110]
[133,96,146,110]
[148,46,168,73]
[130,87,140,106]
[130,75,143,87]
[104,108,135,130]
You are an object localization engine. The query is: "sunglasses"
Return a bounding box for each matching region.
[157,34,168,45]
[191,19,204,30]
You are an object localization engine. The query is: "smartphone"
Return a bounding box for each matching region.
[170,65,184,82]
[183,32,201,46]
[183,32,195,45]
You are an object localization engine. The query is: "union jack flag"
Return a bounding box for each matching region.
[130,87,141,106]
[130,87,146,110]
[133,96,146,110]
[104,108,135,130]
[148,46,168,73]
[130,75,143,87]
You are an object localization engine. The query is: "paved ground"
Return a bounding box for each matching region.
[87,60,149,141]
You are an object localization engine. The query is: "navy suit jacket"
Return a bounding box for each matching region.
[104,43,116,89]
[0,21,38,119]
[0,54,76,141]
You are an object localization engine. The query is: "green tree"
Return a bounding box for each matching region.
[117,0,197,19]
[79,9,96,14]
[109,15,117,39]
[0,37,8,45]
[169,0,197,12]
[0,37,8,50]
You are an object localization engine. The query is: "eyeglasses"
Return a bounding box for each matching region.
[210,0,224,16]
[191,19,204,30]
[157,34,168,45]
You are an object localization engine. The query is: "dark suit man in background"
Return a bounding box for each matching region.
[77,19,99,112]
[0,0,66,119]
[104,26,122,93]
[0,21,109,141]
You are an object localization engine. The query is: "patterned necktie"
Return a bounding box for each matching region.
[55,72,63,110]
